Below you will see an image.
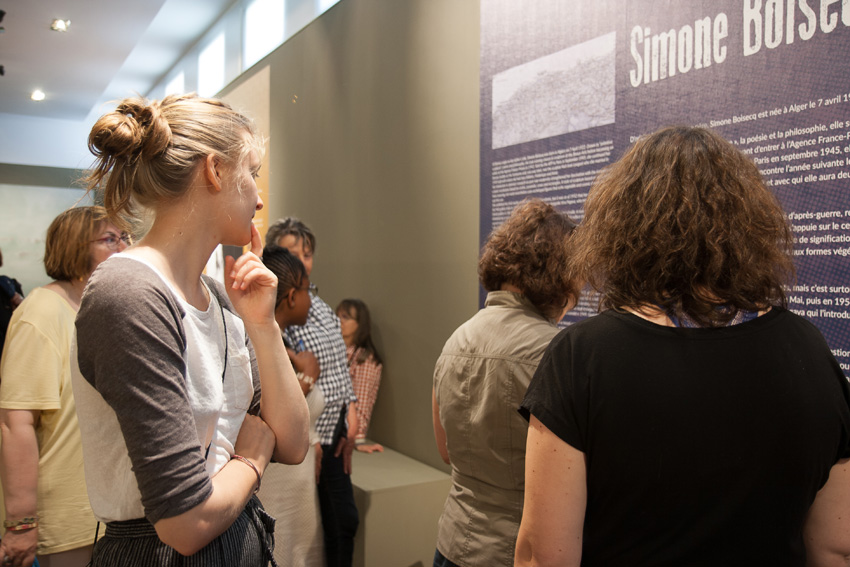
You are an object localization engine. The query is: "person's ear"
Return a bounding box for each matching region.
[203,154,223,192]
[286,287,298,308]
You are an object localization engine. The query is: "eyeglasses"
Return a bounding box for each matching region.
[294,282,318,297]
[92,233,132,250]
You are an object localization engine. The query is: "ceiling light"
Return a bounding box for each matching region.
[31,90,45,102]
[50,19,70,32]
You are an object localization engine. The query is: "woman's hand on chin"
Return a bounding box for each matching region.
[224,224,278,327]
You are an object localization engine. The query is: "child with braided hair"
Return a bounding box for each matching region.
[260,245,325,567]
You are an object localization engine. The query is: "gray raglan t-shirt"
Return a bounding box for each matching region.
[72,255,261,524]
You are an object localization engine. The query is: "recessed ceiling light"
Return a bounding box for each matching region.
[50,19,70,32]
[31,90,45,101]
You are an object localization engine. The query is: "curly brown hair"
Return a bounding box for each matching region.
[570,125,795,327]
[479,199,578,320]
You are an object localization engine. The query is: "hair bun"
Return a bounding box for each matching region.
[87,98,171,162]
[88,109,142,161]
[137,100,172,160]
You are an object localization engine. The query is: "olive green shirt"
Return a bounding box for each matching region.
[434,291,559,566]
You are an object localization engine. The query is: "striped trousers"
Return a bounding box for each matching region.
[91,496,277,567]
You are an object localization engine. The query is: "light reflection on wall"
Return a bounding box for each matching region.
[0,185,92,294]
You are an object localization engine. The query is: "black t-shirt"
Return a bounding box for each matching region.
[521,307,850,567]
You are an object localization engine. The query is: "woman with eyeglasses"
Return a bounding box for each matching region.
[72,94,309,566]
[260,244,326,567]
[0,206,128,567]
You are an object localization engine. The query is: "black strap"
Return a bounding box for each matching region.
[84,522,100,567]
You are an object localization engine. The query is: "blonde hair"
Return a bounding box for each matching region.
[85,93,262,228]
[44,206,110,281]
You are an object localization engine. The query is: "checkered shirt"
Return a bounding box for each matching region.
[347,345,383,440]
[285,295,356,445]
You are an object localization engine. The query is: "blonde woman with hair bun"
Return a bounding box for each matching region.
[72,94,309,567]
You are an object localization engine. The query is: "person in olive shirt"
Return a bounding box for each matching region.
[432,199,578,567]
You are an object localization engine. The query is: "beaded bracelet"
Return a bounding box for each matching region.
[231,454,261,494]
[4,516,38,531]
[296,372,315,387]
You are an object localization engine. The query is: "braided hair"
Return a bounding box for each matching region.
[262,245,307,307]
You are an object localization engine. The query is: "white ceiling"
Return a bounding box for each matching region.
[0,0,236,122]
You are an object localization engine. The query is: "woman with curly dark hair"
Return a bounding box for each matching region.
[516,126,850,566]
[431,198,578,567]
